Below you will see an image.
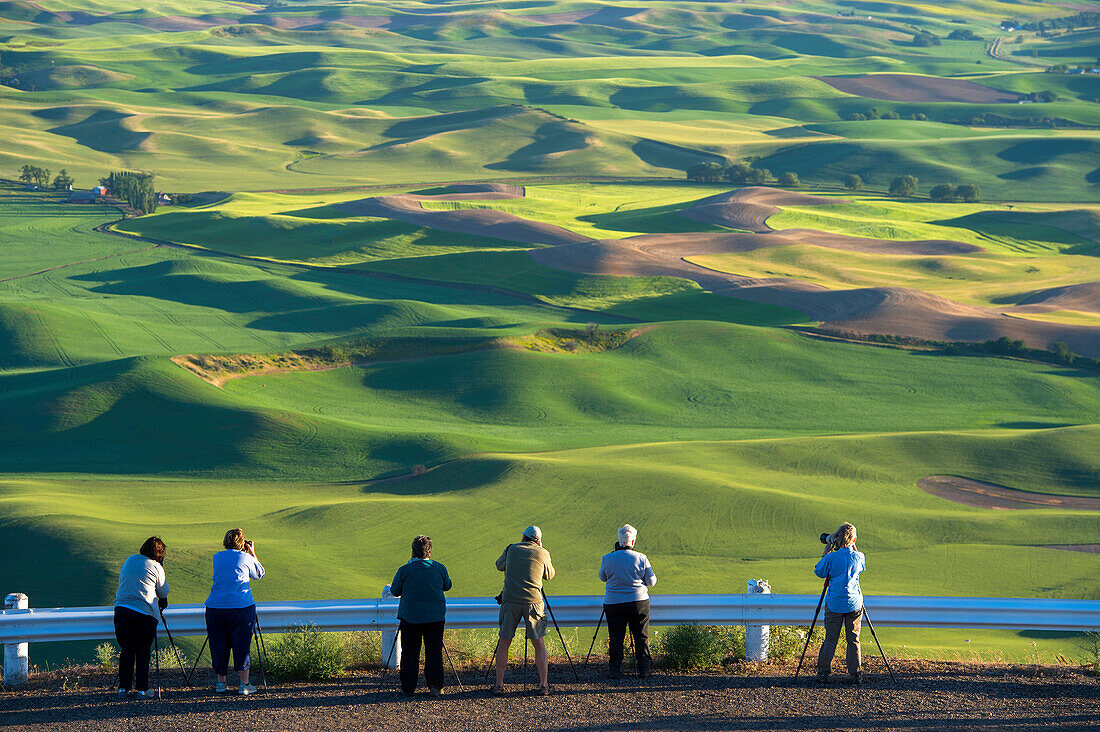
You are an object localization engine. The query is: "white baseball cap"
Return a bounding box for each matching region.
[523,525,542,541]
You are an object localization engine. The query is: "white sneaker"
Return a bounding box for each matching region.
[215,681,227,694]
[238,683,257,696]
[134,689,156,700]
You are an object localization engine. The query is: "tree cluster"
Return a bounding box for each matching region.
[929,183,981,203]
[19,165,74,190]
[911,31,941,47]
[946,29,983,41]
[844,109,922,121]
[100,171,157,213]
[1002,13,1099,33]
[1020,90,1058,103]
[888,175,918,197]
[686,161,804,187]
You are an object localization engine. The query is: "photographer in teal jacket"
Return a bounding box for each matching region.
[390,535,452,697]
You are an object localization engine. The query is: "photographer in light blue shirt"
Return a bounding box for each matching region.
[813,522,866,684]
[598,524,657,679]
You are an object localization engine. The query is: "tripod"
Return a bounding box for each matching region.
[582,608,605,669]
[154,634,161,699]
[540,588,579,682]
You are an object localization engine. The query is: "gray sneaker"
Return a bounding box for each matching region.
[238,683,258,696]
[215,681,227,694]
[117,688,129,700]
[134,689,156,700]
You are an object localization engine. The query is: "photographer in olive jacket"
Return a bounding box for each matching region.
[814,522,866,684]
[491,526,555,696]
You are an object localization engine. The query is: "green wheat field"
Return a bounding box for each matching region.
[1,0,1099,664]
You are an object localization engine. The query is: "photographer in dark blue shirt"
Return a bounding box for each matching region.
[813,522,866,684]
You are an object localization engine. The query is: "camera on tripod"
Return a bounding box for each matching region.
[819,532,840,551]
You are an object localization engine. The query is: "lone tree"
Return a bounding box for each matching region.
[929,183,958,202]
[957,184,981,202]
[52,169,74,190]
[889,175,918,197]
[686,161,725,183]
[843,173,863,191]
[777,171,800,187]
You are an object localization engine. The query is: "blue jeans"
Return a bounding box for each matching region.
[205,605,255,675]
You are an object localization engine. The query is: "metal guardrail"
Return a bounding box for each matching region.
[3,594,1099,645]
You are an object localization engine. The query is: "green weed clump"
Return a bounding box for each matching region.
[267,624,348,681]
[94,642,118,671]
[767,626,824,662]
[656,624,744,669]
[1079,631,1100,675]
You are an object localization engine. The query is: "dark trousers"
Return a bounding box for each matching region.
[114,606,158,691]
[205,605,255,675]
[399,619,445,695]
[817,606,862,676]
[605,599,651,674]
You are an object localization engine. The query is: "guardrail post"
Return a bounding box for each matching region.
[4,593,29,685]
[746,580,770,662]
[380,585,400,670]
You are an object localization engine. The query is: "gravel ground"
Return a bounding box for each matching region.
[2,660,1097,731]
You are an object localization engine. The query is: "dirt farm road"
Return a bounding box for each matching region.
[3,660,1097,731]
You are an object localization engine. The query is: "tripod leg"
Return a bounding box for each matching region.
[442,639,463,688]
[188,636,209,685]
[523,635,528,691]
[861,608,896,684]
[154,634,161,699]
[379,626,400,689]
[795,580,829,680]
[160,616,191,687]
[583,609,605,670]
[541,589,579,681]
[252,630,268,690]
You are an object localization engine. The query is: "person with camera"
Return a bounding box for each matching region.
[491,525,555,696]
[204,528,265,695]
[599,524,656,679]
[389,535,452,698]
[113,537,170,700]
[814,522,866,684]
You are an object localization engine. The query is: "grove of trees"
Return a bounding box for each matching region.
[686,160,790,186]
[18,165,51,188]
[100,171,157,213]
[930,183,981,202]
[889,175,918,197]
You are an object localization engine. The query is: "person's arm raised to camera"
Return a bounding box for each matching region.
[495,545,510,572]
[245,542,265,580]
[814,552,830,579]
[643,555,656,588]
[542,549,555,582]
[441,564,452,592]
[599,554,610,583]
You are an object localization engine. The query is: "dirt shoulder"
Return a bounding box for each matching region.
[4,660,1097,731]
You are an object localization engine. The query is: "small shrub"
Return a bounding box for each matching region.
[768,625,824,662]
[95,642,118,671]
[266,624,348,681]
[657,624,743,669]
[1079,631,1100,674]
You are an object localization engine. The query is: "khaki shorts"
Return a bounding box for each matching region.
[498,601,547,640]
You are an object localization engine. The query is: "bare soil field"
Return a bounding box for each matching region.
[681,187,842,233]
[813,74,1020,104]
[3,661,1096,731]
[337,184,589,247]
[917,476,1100,511]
